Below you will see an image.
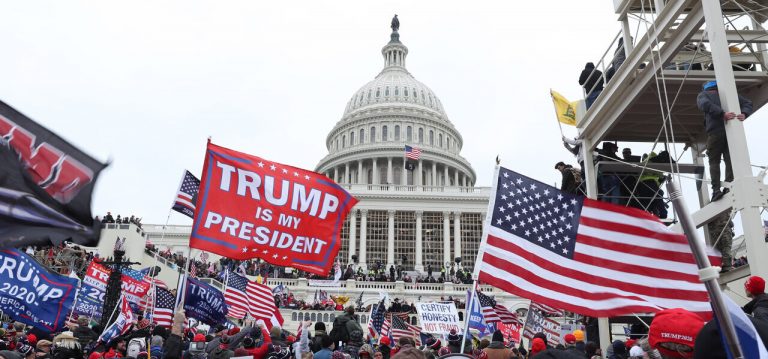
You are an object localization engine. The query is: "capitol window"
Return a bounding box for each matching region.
[360,129,365,144]
[439,133,443,147]
[342,135,346,148]
[382,125,388,140]
[371,127,376,142]
[429,130,434,145]
[368,89,372,99]
[414,89,418,98]
[404,88,408,97]
[395,87,399,96]
[376,88,380,97]
[385,87,390,96]
[350,131,355,145]
[406,126,412,141]
[394,125,400,140]
[418,128,424,143]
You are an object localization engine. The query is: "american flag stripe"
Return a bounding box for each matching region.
[529,302,563,316]
[405,145,421,160]
[247,280,279,321]
[153,287,175,327]
[494,304,519,324]
[172,170,200,218]
[476,168,715,318]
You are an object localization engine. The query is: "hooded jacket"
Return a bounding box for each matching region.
[579,63,604,94]
[696,89,753,134]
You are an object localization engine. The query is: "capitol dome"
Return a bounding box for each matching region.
[316,21,475,188]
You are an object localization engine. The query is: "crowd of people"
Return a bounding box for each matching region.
[4,273,760,359]
[97,212,143,229]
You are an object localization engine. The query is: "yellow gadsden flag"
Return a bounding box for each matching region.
[550,90,578,126]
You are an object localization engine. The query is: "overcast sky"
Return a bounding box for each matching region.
[1,1,766,226]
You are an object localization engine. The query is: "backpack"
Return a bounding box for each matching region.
[568,167,583,186]
[330,317,350,344]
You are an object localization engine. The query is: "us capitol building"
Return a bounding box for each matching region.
[96,19,524,327]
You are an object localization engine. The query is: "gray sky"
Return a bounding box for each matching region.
[1,1,766,226]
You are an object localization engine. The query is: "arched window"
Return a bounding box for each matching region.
[382,126,388,141]
[360,129,365,144]
[323,313,329,322]
[394,125,400,141]
[414,89,418,98]
[406,126,412,141]
[371,127,376,142]
[439,133,443,147]
[336,139,339,150]
[368,89,372,99]
[404,88,409,97]
[311,313,317,321]
[395,87,399,96]
[342,135,346,148]
[429,130,434,145]
[292,312,297,321]
[376,88,381,97]
[350,131,355,145]
[385,87,390,96]
[418,128,424,143]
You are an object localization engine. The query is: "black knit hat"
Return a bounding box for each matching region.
[492,330,504,343]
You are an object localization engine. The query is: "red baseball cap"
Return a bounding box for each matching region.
[649,308,705,358]
[564,334,576,344]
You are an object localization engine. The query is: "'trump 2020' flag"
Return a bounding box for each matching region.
[183,276,228,326]
[0,249,79,332]
[0,100,106,248]
[172,170,200,219]
[190,141,358,275]
[474,166,719,317]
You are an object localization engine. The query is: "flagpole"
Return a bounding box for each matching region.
[102,294,124,335]
[460,281,478,354]
[666,178,744,358]
[549,89,565,137]
[66,273,82,325]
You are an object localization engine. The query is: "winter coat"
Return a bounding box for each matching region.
[579,63,604,94]
[73,326,98,349]
[483,342,509,359]
[697,90,753,134]
[209,347,233,359]
[744,293,768,321]
[163,334,183,359]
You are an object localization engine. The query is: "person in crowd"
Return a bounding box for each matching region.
[208,335,232,359]
[696,80,752,201]
[648,308,704,358]
[52,332,83,359]
[707,212,734,272]
[579,62,604,109]
[312,335,333,359]
[529,338,546,357]
[35,340,52,359]
[481,331,507,359]
[572,329,586,353]
[622,148,640,162]
[743,275,768,320]
[596,142,622,204]
[554,162,581,195]
[330,306,362,347]
[310,323,326,354]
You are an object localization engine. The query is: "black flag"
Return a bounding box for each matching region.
[0,100,107,248]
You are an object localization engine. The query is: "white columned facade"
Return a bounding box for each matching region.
[387,157,393,184]
[454,171,459,188]
[359,209,368,270]
[372,158,378,184]
[432,162,437,186]
[345,163,350,183]
[348,210,357,264]
[401,160,407,185]
[415,211,423,271]
[444,166,449,186]
[418,160,423,187]
[334,167,339,183]
[453,212,462,261]
[358,161,363,184]
[443,211,451,268]
[387,210,395,267]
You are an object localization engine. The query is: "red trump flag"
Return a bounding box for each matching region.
[190,142,358,275]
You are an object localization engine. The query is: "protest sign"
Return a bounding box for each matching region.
[0,249,79,332]
[73,261,109,318]
[416,302,461,335]
[189,142,358,275]
[522,308,561,346]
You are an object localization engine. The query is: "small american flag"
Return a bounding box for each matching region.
[368,298,386,338]
[224,271,250,319]
[172,170,200,219]
[474,167,719,317]
[404,145,421,160]
[530,302,564,316]
[153,287,175,327]
[477,291,519,325]
[390,315,415,342]
[380,314,391,338]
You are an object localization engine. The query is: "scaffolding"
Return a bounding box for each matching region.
[577,0,768,348]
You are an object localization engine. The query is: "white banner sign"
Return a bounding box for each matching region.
[416,302,461,334]
[308,279,341,287]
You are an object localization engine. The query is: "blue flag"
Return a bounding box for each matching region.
[0,249,79,332]
[719,295,768,359]
[466,290,495,336]
[182,277,228,326]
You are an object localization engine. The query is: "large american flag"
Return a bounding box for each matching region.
[476,291,519,325]
[171,170,200,219]
[530,302,564,316]
[404,145,421,160]
[153,287,175,327]
[390,315,420,344]
[474,167,718,317]
[224,271,283,328]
